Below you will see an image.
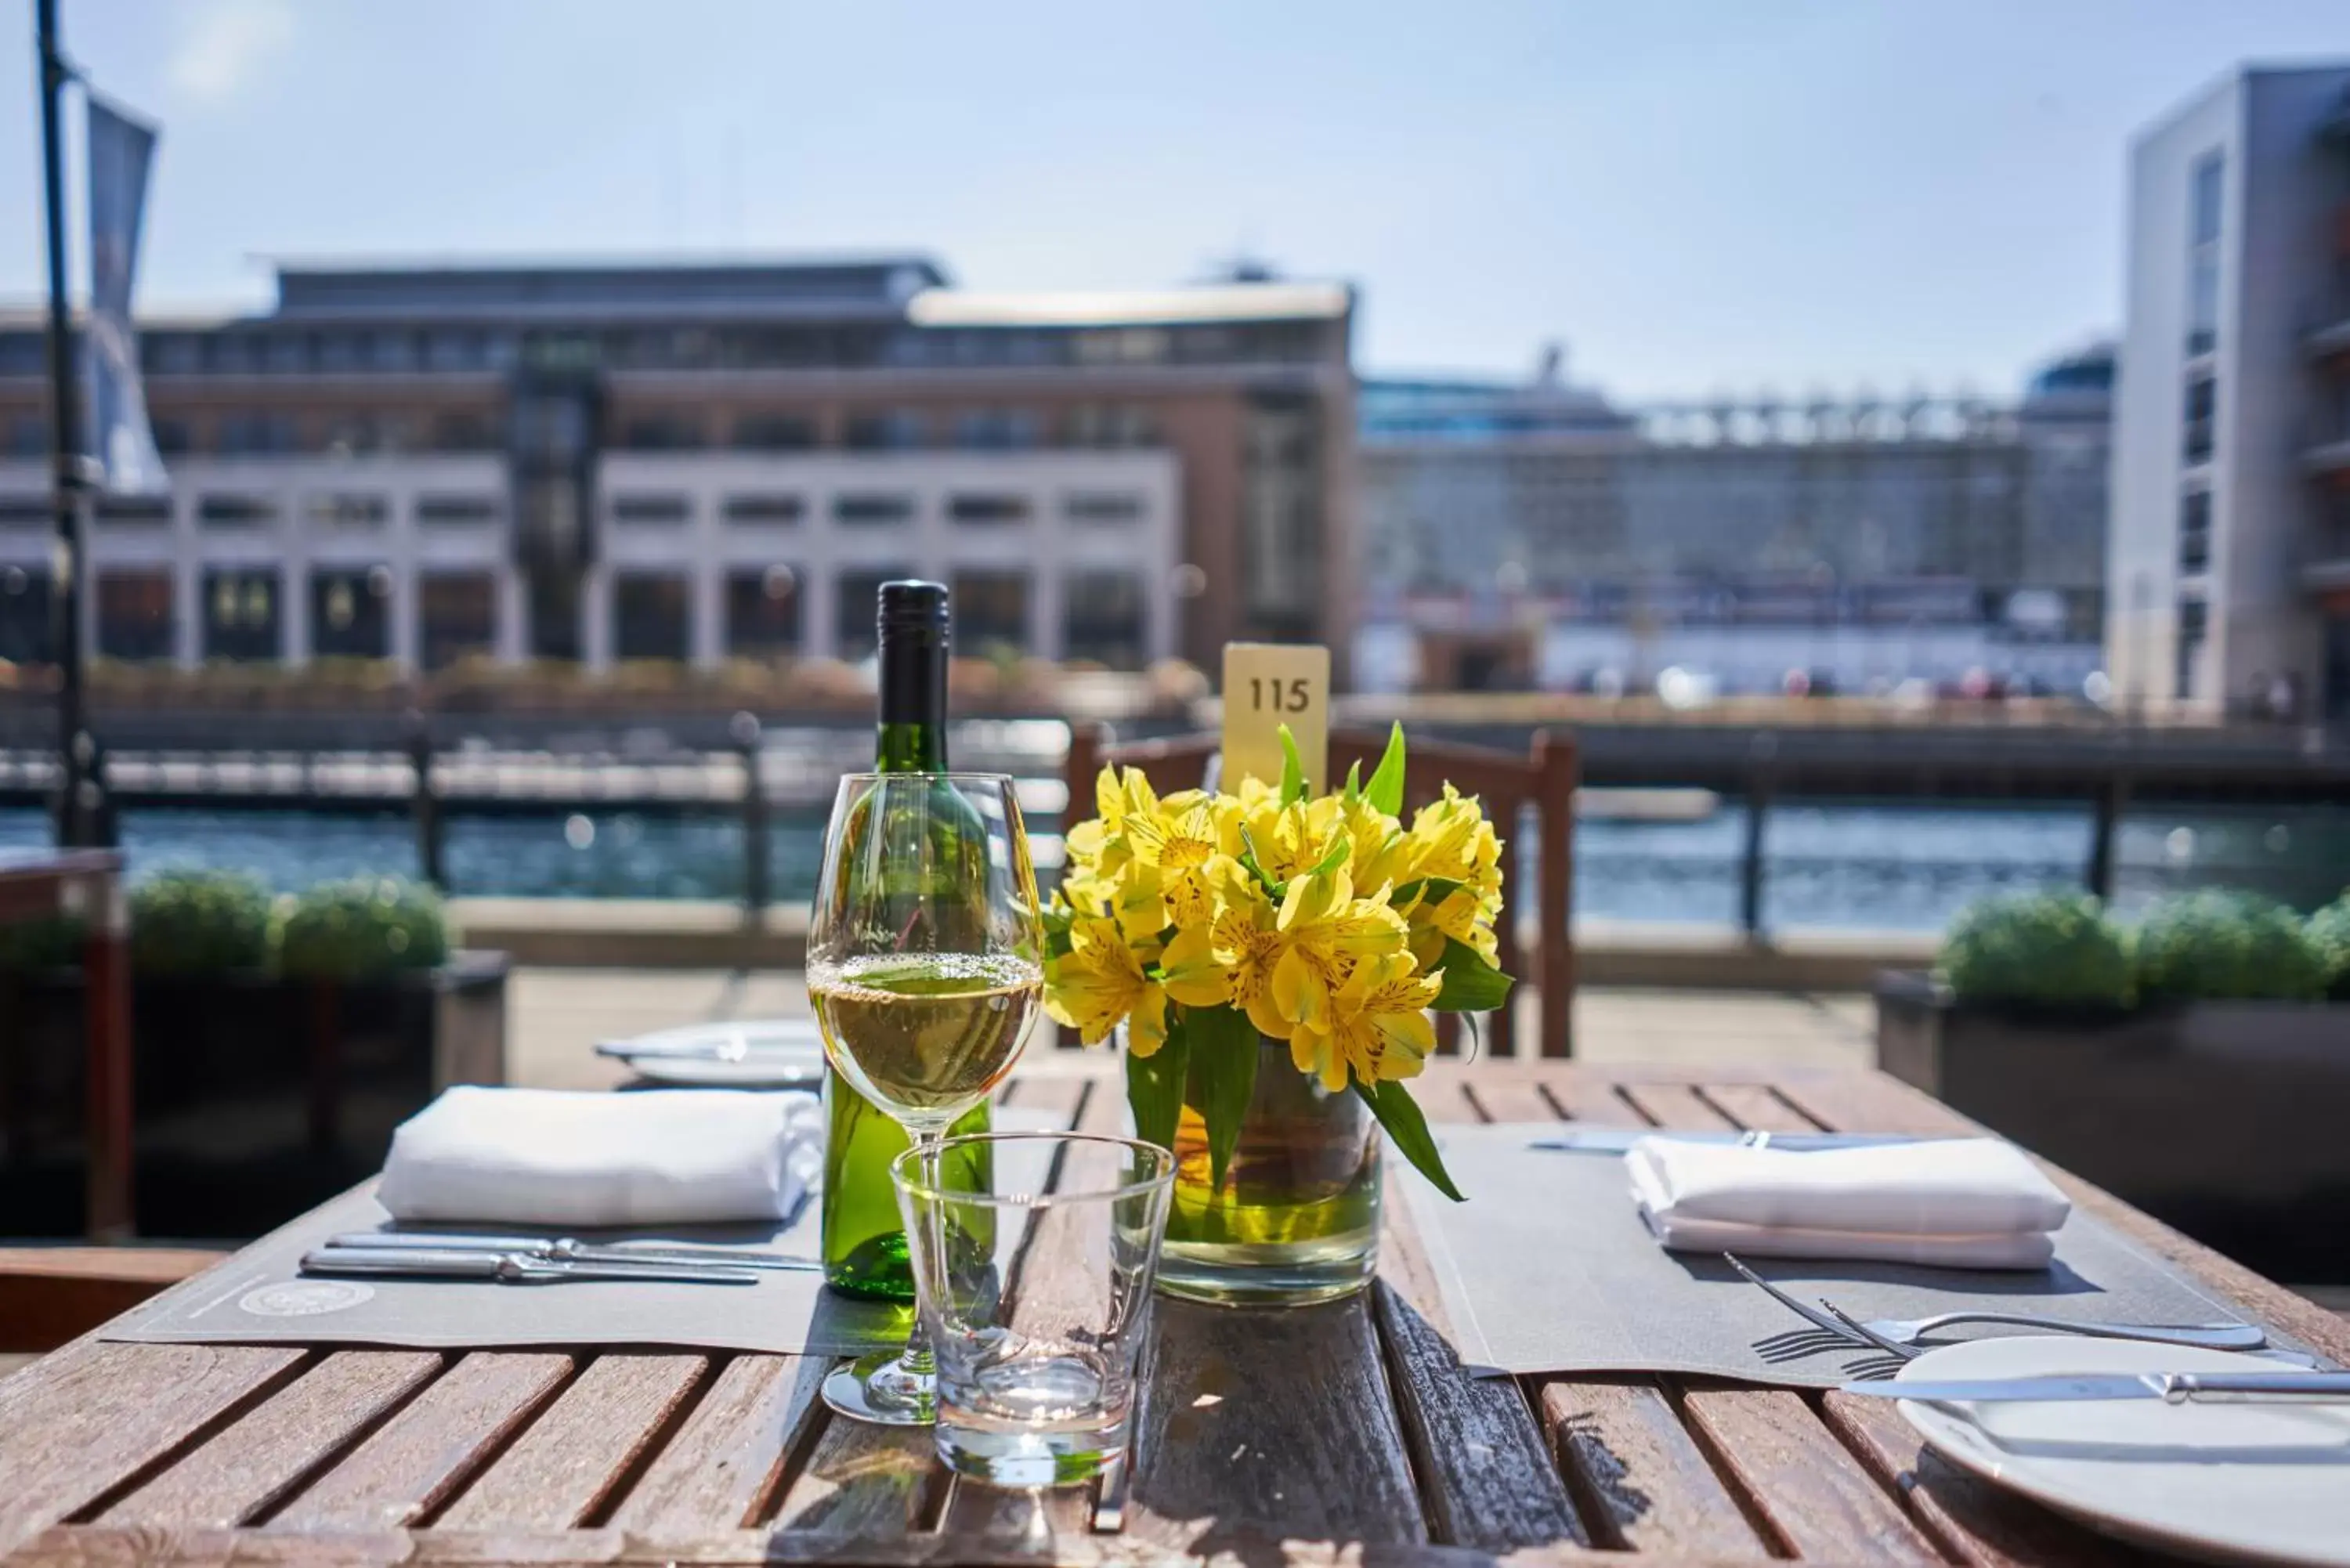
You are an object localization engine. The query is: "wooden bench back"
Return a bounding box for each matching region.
[1062,723,1577,1057]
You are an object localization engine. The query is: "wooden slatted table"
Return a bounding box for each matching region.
[4,1059,2344,1566]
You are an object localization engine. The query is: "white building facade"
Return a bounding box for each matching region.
[2109,63,2350,721]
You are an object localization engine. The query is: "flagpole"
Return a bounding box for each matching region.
[36,0,96,847]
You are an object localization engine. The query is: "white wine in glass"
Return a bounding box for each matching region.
[806,771,1044,1426]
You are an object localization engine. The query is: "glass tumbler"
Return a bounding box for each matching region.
[892,1132,1175,1486]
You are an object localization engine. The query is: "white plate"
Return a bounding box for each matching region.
[1896,1335,2350,1566]
[595,1018,826,1089]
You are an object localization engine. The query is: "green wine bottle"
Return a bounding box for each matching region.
[820,580,988,1302]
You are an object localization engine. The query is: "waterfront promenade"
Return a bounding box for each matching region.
[508,967,1878,1092]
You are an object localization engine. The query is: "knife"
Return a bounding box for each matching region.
[303,1245,759,1285]
[1528,1128,1924,1154]
[327,1230,822,1272]
[1838,1371,2350,1404]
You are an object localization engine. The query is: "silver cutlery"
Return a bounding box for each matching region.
[303,1245,758,1285]
[1838,1371,2350,1405]
[1530,1128,1922,1154]
[327,1230,822,1273]
[1725,1252,2269,1354]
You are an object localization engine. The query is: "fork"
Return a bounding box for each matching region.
[1722,1254,2268,1353]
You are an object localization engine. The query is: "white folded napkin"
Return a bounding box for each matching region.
[378,1086,822,1227]
[1626,1135,2071,1270]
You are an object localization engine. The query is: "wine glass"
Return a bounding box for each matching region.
[806,771,1045,1425]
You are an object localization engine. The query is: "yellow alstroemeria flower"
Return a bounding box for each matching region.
[1269,868,1408,1035]
[1415,883,1500,966]
[1208,859,1292,1039]
[1122,789,1225,931]
[1290,951,1442,1092]
[1043,917,1149,1046]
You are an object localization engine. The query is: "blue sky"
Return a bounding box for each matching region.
[1,1,2345,399]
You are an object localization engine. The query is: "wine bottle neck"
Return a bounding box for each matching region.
[875,720,946,773]
[876,633,947,773]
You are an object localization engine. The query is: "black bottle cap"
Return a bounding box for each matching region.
[877,580,949,639]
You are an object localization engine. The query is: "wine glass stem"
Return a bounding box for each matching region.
[900,1127,944,1378]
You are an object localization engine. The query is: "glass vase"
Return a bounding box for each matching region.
[1147,1035,1382,1307]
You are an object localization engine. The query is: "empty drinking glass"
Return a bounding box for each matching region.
[892,1131,1174,1486]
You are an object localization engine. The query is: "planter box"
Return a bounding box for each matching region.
[0,952,506,1238]
[1877,970,2350,1283]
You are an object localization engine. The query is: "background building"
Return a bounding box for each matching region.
[1356,348,2112,694]
[0,258,1355,677]
[2110,63,2350,723]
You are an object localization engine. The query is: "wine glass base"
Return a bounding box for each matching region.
[822,1351,936,1427]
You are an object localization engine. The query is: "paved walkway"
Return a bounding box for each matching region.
[508,968,1877,1092]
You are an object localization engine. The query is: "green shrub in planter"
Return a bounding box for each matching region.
[279,876,452,980]
[1939,891,2133,1009]
[130,868,274,974]
[0,913,85,973]
[2134,889,2324,1003]
[2307,892,2350,1002]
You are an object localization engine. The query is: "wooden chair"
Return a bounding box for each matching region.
[0,1247,226,1375]
[1062,723,1578,1057]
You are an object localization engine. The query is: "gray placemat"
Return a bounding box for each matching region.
[1403,1124,2319,1386]
[103,1183,902,1357]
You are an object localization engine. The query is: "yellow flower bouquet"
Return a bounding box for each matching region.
[1043,724,1508,1209]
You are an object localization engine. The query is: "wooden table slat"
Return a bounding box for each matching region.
[1678,1386,1943,1563]
[435,1353,707,1530]
[1617,1082,1737,1133]
[610,1353,827,1534]
[99,1351,443,1529]
[1125,1294,1427,1550]
[267,1352,575,1532]
[1385,1071,1589,1550]
[764,1416,942,1537]
[1535,1376,1766,1559]
[0,1342,308,1555]
[1819,1389,2143,1568]
[1697,1082,1820,1134]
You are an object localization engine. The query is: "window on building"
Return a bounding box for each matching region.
[215,412,298,455]
[844,409,927,451]
[618,414,704,451]
[426,331,487,373]
[198,494,277,526]
[834,567,912,660]
[611,493,692,525]
[2187,153,2223,357]
[952,409,1042,450]
[2178,490,2212,573]
[1063,404,1158,449]
[7,415,49,457]
[151,418,191,456]
[732,414,817,451]
[833,493,913,526]
[307,493,390,529]
[97,569,172,662]
[96,497,171,525]
[613,573,691,661]
[946,493,1031,525]
[1064,492,1144,525]
[264,334,310,374]
[203,569,280,662]
[0,564,51,665]
[953,570,1029,656]
[418,494,500,525]
[725,565,801,656]
[419,573,496,670]
[2175,597,2208,701]
[310,566,393,659]
[0,496,46,526]
[724,493,804,525]
[1062,570,1145,670]
[2182,375,2216,464]
[431,411,501,452]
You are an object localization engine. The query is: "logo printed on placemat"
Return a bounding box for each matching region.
[238,1280,374,1317]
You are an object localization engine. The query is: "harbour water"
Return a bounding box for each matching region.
[4,797,2345,932]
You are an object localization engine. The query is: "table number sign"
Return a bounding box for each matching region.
[1220,641,1329,794]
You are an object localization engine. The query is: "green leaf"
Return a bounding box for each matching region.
[1125,1015,1191,1154]
[1234,825,1283,899]
[1364,722,1408,816]
[1278,724,1307,806]
[1304,830,1353,880]
[1390,875,1461,911]
[1343,760,1363,801]
[1430,937,1514,1012]
[1041,903,1074,958]
[1184,1004,1259,1194]
[1355,1078,1463,1201]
